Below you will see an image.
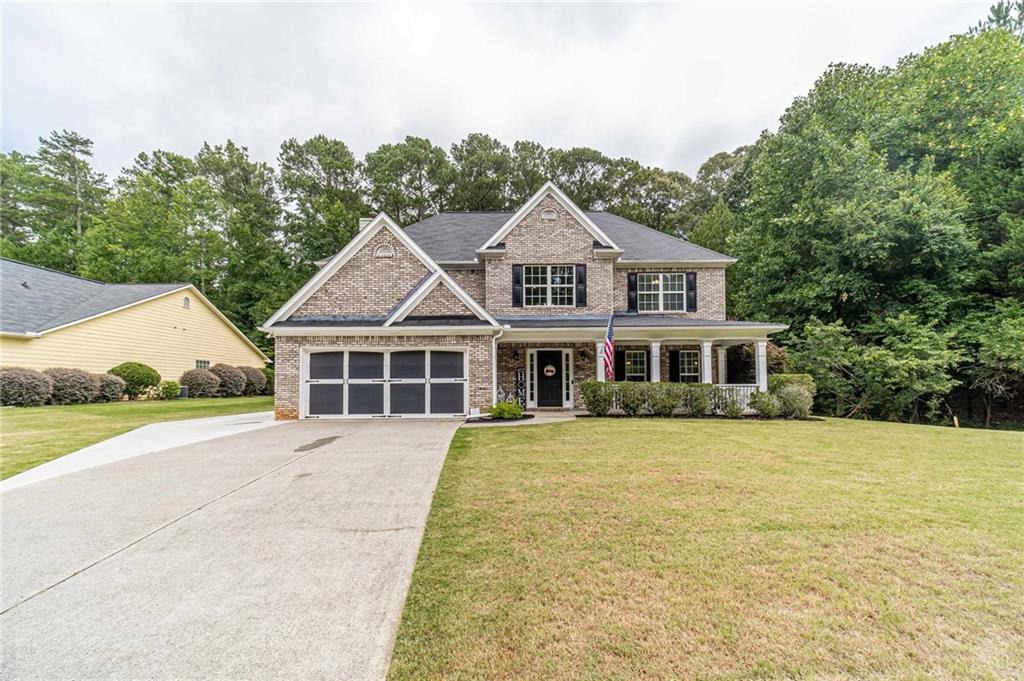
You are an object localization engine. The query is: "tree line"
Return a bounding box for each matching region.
[1,5,1021,424]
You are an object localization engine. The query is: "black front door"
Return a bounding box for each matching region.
[536,350,562,407]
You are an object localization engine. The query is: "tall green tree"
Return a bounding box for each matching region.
[508,140,549,206]
[450,133,512,211]
[362,136,453,225]
[546,147,613,209]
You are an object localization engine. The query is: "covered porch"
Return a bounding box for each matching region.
[494,315,787,411]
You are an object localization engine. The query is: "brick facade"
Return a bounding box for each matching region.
[496,342,596,408]
[293,229,429,318]
[613,266,727,320]
[445,269,486,306]
[484,196,615,316]
[273,334,494,419]
[408,281,475,317]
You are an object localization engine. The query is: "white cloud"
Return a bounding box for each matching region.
[1,1,989,179]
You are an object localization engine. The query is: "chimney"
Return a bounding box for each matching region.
[359,217,373,231]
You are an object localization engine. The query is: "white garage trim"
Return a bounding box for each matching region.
[299,346,469,419]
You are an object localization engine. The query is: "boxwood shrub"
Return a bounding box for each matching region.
[237,366,267,396]
[768,373,816,397]
[489,401,524,420]
[0,367,53,407]
[180,369,220,398]
[776,384,814,419]
[579,381,615,416]
[44,368,99,405]
[109,362,161,399]
[210,364,245,397]
[748,390,781,418]
[96,373,126,402]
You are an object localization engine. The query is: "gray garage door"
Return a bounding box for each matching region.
[304,349,466,418]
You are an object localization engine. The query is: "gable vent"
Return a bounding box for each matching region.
[374,244,396,258]
[540,208,557,221]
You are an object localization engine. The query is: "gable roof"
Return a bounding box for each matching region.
[262,212,498,331]
[404,210,735,264]
[384,271,497,327]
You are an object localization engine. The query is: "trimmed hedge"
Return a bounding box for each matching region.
[237,366,267,396]
[44,368,99,405]
[180,369,220,398]
[210,364,245,397]
[109,362,161,399]
[748,390,781,418]
[0,367,52,407]
[580,381,724,417]
[489,401,524,420]
[768,373,816,397]
[96,373,126,402]
[261,367,274,395]
[157,380,181,400]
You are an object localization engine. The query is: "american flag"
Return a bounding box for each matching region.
[603,314,615,379]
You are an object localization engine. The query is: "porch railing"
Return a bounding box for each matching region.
[717,384,758,412]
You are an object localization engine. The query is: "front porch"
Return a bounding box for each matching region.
[495,338,770,411]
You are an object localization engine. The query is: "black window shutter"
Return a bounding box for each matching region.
[574,264,587,307]
[668,350,680,382]
[614,349,626,381]
[645,350,651,381]
[512,264,523,307]
[685,272,697,312]
[627,273,638,312]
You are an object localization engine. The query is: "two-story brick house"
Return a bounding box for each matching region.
[262,182,786,419]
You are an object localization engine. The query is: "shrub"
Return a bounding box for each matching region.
[261,367,275,395]
[649,383,683,417]
[777,384,814,419]
[617,381,648,416]
[157,380,181,400]
[236,366,267,396]
[43,368,99,405]
[748,390,781,418]
[489,401,524,420]
[722,399,745,419]
[769,373,817,397]
[210,363,245,397]
[180,369,220,398]
[109,362,161,399]
[678,384,712,416]
[580,380,615,416]
[0,367,52,407]
[96,373,126,402]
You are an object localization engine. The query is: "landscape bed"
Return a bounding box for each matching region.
[0,396,274,479]
[388,418,1023,680]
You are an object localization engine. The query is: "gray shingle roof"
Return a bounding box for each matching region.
[496,314,785,329]
[403,210,734,264]
[1,258,187,334]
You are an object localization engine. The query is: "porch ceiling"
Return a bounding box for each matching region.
[496,314,786,343]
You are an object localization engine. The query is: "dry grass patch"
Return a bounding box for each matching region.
[389,418,1023,680]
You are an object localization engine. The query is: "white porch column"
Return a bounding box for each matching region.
[595,341,605,382]
[755,340,768,392]
[716,347,728,385]
[700,341,713,384]
[650,342,661,382]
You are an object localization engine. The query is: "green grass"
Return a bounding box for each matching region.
[389,418,1024,680]
[0,396,273,479]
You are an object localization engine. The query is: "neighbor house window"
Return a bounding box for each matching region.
[524,265,574,307]
[182,296,191,309]
[638,273,685,312]
[196,359,210,370]
[678,350,700,383]
[625,350,647,381]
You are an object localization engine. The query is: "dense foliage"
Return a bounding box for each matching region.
[108,362,161,399]
[236,365,267,396]
[1,8,1019,423]
[0,367,53,406]
[489,401,524,420]
[44,367,99,405]
[210,363,245,397]
[95,373,126,402]
[179,369,220,398]
[157,380,182,400]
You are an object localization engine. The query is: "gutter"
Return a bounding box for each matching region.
[491,326,505,406]
[0,331,43,338]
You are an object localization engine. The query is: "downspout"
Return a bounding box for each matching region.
[491,326,506,408]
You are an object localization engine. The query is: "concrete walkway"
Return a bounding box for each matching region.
[1,419,460,680]
[1,411,279,492]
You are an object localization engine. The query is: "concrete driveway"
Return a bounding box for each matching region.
[1,419,461,680]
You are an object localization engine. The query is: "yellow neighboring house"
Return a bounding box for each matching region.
[0,258,268,380]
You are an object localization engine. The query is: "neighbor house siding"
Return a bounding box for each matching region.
[0,291,265,379]
[614,267,727,320]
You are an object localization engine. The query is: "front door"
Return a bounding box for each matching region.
[536,350,563,407]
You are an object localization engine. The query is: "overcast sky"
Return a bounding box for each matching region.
[2,1,990,179]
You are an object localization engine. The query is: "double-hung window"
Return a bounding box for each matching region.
[638,273,686,312]
[625,350,647,381]
[524,265,575,307]
[678,350,700,383]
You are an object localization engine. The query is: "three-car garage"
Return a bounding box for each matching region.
[301,348,468,418]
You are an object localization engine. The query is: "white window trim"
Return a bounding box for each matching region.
[524,264,576,307]
[678,349,700,383]
[300,347,469,419]
[637,272,687,313]
[625,350,647,381]
[525,348,574,409]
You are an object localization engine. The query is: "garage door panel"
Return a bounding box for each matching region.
[308,384,344,415]
[348,383,385,415]
[349,352,384,379]
[430,351,464,379]
[390,351,425,379]
[309,352,344,380]
[390,384,426,414]
[429,383,464,414]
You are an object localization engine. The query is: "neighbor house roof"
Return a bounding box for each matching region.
[404,211,734,264]
[1,258,187,335]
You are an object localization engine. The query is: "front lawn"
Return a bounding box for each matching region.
[389,418,1024,680]
[0,396,273,480]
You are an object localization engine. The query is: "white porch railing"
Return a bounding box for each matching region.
[717,384,758,412]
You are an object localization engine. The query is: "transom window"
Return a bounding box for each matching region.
[678,350,700,383]
[638,273,686,312]
[625,350,647,381]
[524,265,575,307]
[195,359,210,370]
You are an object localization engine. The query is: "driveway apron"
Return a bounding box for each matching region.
[1,419,460,680]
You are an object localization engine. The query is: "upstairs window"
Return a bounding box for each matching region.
[524,265,575,307]
[638,273,685,312]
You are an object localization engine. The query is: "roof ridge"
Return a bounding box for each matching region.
[1,257,106,284]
